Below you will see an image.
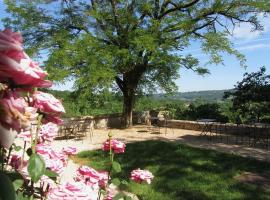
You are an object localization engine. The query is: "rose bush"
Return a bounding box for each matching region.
[103,139,126,154]
[131,169,154,184]
[0,28,153,200]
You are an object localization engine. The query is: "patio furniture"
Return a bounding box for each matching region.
[76,120,94,141]
[59,121,79,140]
[197,119,216,140]
[147,117,161,134]
[163,114,174,135]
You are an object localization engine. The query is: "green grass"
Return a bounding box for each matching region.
[74,141,270,200]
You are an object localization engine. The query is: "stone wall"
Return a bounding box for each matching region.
[64,113,268,135]
[64,113,123,129]
[164,119,267,135]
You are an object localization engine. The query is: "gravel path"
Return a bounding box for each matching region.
[51,125,270,182]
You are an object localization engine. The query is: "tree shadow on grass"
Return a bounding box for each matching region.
[76,140,270,200]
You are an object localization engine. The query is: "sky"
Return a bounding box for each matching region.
[0,1,269,92]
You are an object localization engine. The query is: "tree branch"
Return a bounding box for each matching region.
[158,0,200,19]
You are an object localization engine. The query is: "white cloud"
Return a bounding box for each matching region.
[236,43,270,51]
[232,14,270,40]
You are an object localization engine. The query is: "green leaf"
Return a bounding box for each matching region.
[111,178,121,186]
[121,180,128,185]
[27,154,45,183]
[13,145,22,152]
[0,172,16,200]
[124,196,132,200]
[44,169,58,178]
[112,161,121,173]
[6,172,24,182]
[112,193,125,200]
[13,179,24,191]
[16,191,29,200]
[100,189,106,195]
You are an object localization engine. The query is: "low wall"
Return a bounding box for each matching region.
[64,113,123,129]
[164,119,267,135]
[64,113,268,134]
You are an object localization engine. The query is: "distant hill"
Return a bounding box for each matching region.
[47,89,231,103]
[153,89,231,102]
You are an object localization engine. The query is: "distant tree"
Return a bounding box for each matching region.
[3,0,270,127]
[224,67,270,122]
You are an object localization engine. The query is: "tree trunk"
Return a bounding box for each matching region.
[115,64,147,128]
[123,90,134,128]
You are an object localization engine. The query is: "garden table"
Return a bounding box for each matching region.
[197,119,216,140]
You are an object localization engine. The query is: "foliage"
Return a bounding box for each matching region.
[75,140,270,200]
[224,67,270,122]
[3,0,270,126]
[50,88,270,123]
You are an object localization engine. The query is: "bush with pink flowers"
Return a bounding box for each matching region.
[0,29,153,200]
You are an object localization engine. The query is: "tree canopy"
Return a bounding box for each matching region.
[224,67,270,122]
[3,0,270,126]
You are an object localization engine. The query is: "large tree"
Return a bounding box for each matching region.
[224,67,270,122]
[2,0,270,127]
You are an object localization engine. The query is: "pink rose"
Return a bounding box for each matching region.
[0,124,17,148]
[0,28,23,51]
[62,147,77,156]
[33,91,65,114]
[47,181,99,200]
[17,130,31,142]
[75,165,109,188]
[44,158,65,175]
[40,175,56,190]
[9,153,28,171]
[36,143,68,175]
[130,169,154,184]
[103,139,126,154]
[32,91,65,124]
[9,154,21,170]
[104,186,118,200]
[0,91,30,131]
[0,29,52,88]
[39,122,58,142]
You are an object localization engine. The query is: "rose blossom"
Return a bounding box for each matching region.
[62,147,77,156]
[36,143,68,175]
[0,28,23,51]
[39,122,58,142]
[32,91,65,124]
[0,91,30,131]
[104,184,119,200]
[9,154,24,170]
[47,181,99,200]
[0,29,52,88]
[103,139,126,154]
[75,165,109,188]
[33,91,65,115]
[130,169,154,184]
[17,130,31,142]
[0,124,17,148]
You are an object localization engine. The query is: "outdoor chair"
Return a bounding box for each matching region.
[59,121,78,140]
[76,120,94,141]
[163,113,174,135]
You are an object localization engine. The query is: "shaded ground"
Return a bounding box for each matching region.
[74,140,270,200]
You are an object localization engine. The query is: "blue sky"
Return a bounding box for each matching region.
[0,1,269,92]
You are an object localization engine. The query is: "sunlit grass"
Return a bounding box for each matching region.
[74,141,270,200]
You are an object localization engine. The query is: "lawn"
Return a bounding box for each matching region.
[73,140,270,200]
